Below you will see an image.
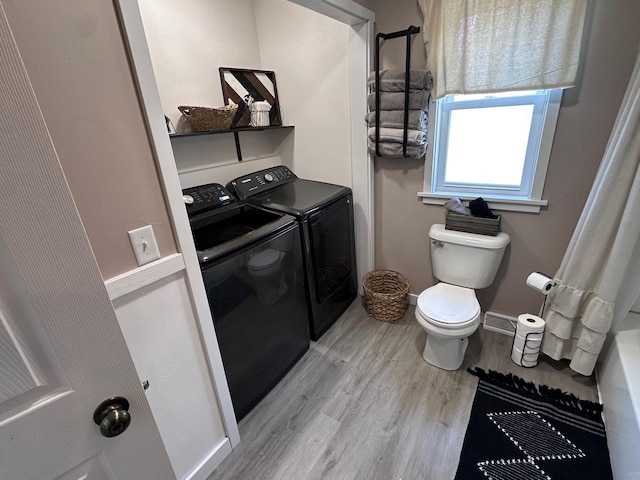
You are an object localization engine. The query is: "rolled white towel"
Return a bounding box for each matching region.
[368,140,427,159]
[367,70,434,92]
[368,127,427,146]
[365,110,428,130]
[445,197,472,216]
[367,91,430,111]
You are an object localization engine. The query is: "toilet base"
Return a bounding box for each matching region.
[422,334,469,371]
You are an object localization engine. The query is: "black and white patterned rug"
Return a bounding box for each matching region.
[455,368,612,480]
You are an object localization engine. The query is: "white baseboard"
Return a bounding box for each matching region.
[408,293,418,305]
[483,311,517,336]
[105,253,185,300]
[183,438,233,480]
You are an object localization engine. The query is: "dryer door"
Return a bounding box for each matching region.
[307,195,357,337]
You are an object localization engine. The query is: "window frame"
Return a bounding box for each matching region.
[419,88,563,213]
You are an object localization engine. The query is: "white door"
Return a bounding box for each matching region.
[0,5,175,480]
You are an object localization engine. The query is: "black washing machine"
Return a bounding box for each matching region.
[182,183,309,420]
[228,166,357,340]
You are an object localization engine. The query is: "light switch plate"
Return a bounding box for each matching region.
[128,225,161,266]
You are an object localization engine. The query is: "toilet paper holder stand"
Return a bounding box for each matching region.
[511,330,543,368]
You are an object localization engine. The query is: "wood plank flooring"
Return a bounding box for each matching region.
[209,300,597,480]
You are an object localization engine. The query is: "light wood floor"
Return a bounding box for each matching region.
[209,299,597,480]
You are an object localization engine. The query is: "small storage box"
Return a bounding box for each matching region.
[445,211,501,236]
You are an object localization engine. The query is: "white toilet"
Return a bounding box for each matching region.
[415,224,510,370]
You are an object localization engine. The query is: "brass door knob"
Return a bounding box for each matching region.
[93,396,131,438]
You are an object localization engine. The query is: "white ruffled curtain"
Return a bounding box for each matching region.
[542,51,640,376]
[417,0,587,100]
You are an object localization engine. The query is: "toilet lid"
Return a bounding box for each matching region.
[248,249,282,271]
[417,283,480,325]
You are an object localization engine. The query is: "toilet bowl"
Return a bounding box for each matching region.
[415,224,510,370]
[415,283,481,370]
[248,249,286,304]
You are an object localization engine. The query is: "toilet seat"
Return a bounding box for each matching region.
[416,283,480,329]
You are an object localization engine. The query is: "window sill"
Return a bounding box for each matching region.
[417,192,548,213]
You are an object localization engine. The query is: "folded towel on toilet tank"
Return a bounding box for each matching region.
[367,69,434,92]
[368,91,430,111]
[365,110,427,130]
[368,127,426,146]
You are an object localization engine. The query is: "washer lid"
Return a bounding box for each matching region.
[417,283,480,324]
[248,249,282,271]
[246,179,352,218]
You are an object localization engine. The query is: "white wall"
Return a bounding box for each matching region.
[113,271,228,479]
[138,0,262,129]
[139,0,353,189]
[172,129,294,189]
[253,0,353,187]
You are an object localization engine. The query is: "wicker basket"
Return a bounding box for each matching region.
[362,270,410,322]
[178,104,238,132]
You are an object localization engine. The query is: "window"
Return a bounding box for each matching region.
[419,89,562,213]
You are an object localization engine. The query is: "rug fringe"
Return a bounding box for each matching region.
[467,367,603,417]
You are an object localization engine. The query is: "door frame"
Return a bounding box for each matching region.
[114,0,374,458]
[113,0,240,450]
[290,0,375,292]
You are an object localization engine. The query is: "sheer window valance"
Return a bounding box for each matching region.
[418,0,588,100]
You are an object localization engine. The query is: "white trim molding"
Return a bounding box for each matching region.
[418,192,548,213]
[184,439,232,480]
[114,0,240,455]
[349,19,375,292]
[289,0,375,25]
[291,0,375,291]
[105,253,185,300]
[420,89,563,214]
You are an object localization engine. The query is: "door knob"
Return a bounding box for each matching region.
[93,396,131,438]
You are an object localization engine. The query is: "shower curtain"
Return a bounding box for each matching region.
[542,50,640,376]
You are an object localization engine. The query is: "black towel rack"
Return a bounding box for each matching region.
[374,25,421,158]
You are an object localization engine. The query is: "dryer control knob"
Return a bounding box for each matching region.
[264,173,274,182]
[183,195,194,205]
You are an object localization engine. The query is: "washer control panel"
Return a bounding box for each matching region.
[228,166,297,199]
[182,183,234,216]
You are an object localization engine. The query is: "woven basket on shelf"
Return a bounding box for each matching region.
[178,104,238,132]
[362,270,410,322]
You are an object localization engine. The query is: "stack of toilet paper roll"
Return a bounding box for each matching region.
[511,314,545,367]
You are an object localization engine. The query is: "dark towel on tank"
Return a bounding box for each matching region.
[469,197,498,219]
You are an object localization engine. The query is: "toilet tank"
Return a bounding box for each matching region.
[429,224,510,289]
